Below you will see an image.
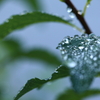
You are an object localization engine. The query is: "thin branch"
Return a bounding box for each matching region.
[62,0,92,34]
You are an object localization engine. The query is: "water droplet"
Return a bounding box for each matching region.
[93,57,97,61]
[61,41,65,45]
[67,60,77,68]
[89,33,97,39]
[87,4,90,8]
[81,33,88,38]
[20,11,28,15]
[81,41,84,44]
[57,46,63,50]
[57,65,62,69]
[90,46,93,50]
[78,10,82,15]
[86,39,91,42]
[54,70,58,73]
[66,36,71,40]
[67,45,70,48]
[65,40,69,44]
[96,40,100,44]
[90,55,93,59]
[61,51,65,54]
[78,46,84,50]
[85,47,88,51]
[63,55,68,60]
[69,12,75,18]
[67,7,72,13]
[84,57,87,60]
[62,16,67,20]
[74,35,79,38]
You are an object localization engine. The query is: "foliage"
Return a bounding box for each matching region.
[0,12,82,39]
[14,66,69,100]
[0,0,100,100]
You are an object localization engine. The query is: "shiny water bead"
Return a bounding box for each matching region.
[74,35,79,38]
[69,12,75,19]
[78,46,84,50]
[78,10,82,15]
[57,33,100,92]
[67,6,75,19]
[67,7,72,13]
[63,37,69,44]
[67,60,76,68]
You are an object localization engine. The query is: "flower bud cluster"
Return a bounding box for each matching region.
[57,33,100,92]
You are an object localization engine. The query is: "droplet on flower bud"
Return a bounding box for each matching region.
[67,60,76,68]
[57,33,100,92]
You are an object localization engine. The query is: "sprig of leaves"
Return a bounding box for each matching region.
[82,0,92,16]
[14,65,70,100]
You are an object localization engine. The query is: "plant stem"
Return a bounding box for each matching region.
[63,0,92,34]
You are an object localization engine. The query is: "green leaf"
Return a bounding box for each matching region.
[14,78,48,100]
[57,89,100,100]
[50,65,70,81]
[82,0,92,16]
[14,65,70,100]
[0,12,82,39]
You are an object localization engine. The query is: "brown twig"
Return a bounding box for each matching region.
[63,0,92,34]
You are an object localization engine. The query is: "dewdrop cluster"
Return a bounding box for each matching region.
[57,33,100,92]
[57,33,100,70]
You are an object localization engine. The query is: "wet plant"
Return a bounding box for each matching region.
[0,0,100,100]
